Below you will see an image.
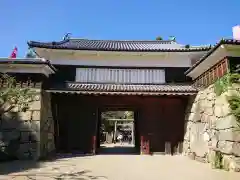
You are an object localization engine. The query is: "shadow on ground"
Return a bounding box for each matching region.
[0,153,94,175]
[0,160,40,175]
[1,169,107,180]
[98,146,138,155]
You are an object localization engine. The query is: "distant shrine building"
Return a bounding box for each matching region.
[0,36,240,161]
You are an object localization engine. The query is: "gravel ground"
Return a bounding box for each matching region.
[0,155,240,180]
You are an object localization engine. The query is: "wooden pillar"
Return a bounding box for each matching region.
[131,122,134,145]
[141,136,150,155]
[114,120,117,143]
[92,135,96,154]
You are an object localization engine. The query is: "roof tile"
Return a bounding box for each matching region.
[48,83,198,95]
[28,39,211,52]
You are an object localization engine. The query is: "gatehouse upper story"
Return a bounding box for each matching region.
[25,38,211,85]
[0,35,239,95]
[27,38,210,68]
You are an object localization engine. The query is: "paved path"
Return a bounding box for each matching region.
[0,155,240,180]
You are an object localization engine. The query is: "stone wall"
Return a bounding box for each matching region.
[40,91,55,158]
[183,84,240,171]
[0,89,55,161]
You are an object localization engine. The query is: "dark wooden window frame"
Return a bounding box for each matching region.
[193,58,229,87]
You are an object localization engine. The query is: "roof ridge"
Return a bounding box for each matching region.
[70,38,175,43]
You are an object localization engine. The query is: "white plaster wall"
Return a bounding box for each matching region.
[36,49,205,68]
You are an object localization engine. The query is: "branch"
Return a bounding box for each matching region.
[0,104,15,115]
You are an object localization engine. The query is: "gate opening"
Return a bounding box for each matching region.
[97,110,138,154]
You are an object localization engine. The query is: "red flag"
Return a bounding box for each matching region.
[9,47,17,58]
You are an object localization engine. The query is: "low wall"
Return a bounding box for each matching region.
[183,84,240,171]
[0,90,55,161]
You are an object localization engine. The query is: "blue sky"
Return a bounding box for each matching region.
[0,0,239,57]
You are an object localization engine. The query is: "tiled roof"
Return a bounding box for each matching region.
[185,39,240,75]
[47,83,198,95]
[28,38,211,52]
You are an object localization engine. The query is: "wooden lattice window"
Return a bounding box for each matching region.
[193,58,230,87]
[213,67,218,81]
[209,70,213,84]
[222,60,228,74]
[218,63,223,77]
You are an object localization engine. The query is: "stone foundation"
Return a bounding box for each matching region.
[0,90,55,161]
[183,84,240,171]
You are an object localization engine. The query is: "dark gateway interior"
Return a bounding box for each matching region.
[51,94,188,155]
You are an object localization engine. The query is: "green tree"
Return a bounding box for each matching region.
[0,74,35,116]
[156,36,163,40]
[0,74,36,160]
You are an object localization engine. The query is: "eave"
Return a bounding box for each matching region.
[185,39,240,79]
[0,58,56,77]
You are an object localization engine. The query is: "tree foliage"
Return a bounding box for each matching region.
[214,73,240,129]
[101,111,134,133]
[0,74,35,116]
[227,95,240,125]
[155,36,163,40]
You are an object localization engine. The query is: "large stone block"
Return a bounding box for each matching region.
[29,100,41,111]
[21,131,39,142]
[207,92,216,100]
[184,130,190,141]
[230,157,240,172]
[187,112,201,122]
[222,155,240,172]
[195,91,205,102]
[209,115,217,128]
[18,111,32,121]
[218,129,240,142]
[20,131,30,143]
[2,130,20,142]
[216,115,238,130]
[189,123,209,157]
[31,121,40,132]
[204,107,214,116]
[32,110,41,121]
[0,116,22,129]
[201,113,210,123]
[218,141,240,156]
[29,131,40,142]
[203,99,214,109]
[18,121,31,131]
[17,142,40,160]
[209,135,219,150]
[214,103,231,118]
[190,102,201,113]
[2,112,15,121]
[215,94,228,106]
